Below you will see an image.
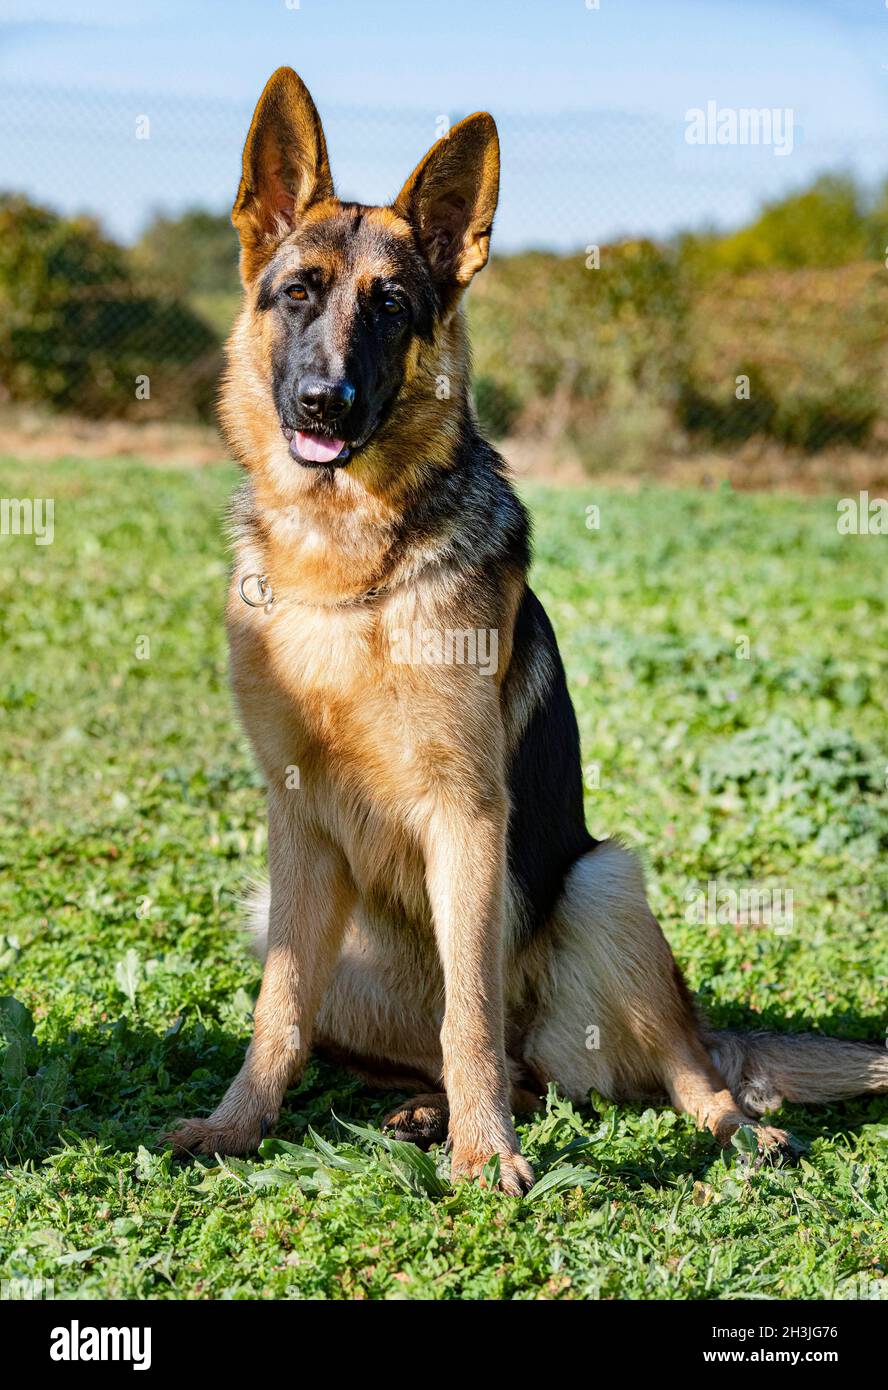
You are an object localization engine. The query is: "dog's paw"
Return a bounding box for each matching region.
[450,1146,535,1196]
[752,1123,801,1167]
[730,1122,801,1169]
[161,1115,268,1158]
[383,1093,449,1150]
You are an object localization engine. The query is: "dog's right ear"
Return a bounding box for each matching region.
[232,67,334,280]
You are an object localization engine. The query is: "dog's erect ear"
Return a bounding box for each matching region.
[393,113,500,296]
[232,67,334,277]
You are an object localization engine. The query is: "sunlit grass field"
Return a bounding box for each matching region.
[1,457,886,1300]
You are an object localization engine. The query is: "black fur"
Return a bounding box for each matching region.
[505,588,597,937]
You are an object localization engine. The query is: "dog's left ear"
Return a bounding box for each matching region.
[232,67,334,279]
[393,113,499,296]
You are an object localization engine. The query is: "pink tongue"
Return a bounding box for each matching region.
[294,431,345,464]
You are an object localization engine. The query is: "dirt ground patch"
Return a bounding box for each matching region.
[1,407,885,495]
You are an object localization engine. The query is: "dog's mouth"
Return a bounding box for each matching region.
[280,423,376,468]
[279,424,349,466]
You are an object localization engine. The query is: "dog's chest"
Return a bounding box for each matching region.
[230,584,450,799]
[230,588,450,918]
[270,597,383,700]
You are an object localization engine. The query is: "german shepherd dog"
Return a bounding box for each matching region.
[167,69,888,1192]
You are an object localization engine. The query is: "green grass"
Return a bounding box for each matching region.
[1,458,887,1301]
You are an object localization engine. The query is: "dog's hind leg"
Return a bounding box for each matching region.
[382,1082,542,1149]
[522,841,792,1155]
[382,1093,450,1147]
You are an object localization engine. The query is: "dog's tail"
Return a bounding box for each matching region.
[708,1029,888,1114]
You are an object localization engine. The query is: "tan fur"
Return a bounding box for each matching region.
[165,69,888,1191]
[208,549,533,1189]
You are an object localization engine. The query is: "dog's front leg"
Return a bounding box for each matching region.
[423,797,534,1194]
[166,789,354,1157]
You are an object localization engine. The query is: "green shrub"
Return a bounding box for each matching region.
[472,373,522,437]
[468,228,887,463]
[468,241,689,464]
[0,195,221,419]
[131,208,240,300]
[865,177,888,262]
[680,363,777,443]
[3,176,886,458]
[684,262,886,452]
[681,175,872,274]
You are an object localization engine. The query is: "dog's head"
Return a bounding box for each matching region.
[224,67,499,485]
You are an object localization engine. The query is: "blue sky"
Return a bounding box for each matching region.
[1,0,886,249]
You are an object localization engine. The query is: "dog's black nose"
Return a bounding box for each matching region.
[297,376,356,423]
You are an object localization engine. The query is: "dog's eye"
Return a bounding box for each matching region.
[286,284,308,302]
[382,297,404,316]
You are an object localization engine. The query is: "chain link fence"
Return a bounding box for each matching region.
[1,82,886,469]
